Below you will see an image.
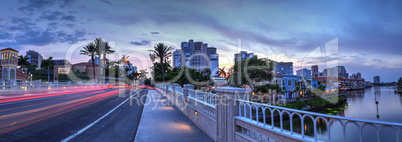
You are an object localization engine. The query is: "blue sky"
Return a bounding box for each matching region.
[0,0,401,82]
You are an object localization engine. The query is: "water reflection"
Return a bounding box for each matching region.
[276,87,401,141]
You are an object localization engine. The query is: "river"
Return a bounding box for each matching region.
[279,86,402,141]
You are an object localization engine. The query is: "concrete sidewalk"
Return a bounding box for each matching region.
[134,90,212,142]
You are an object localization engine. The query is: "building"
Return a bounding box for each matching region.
[173,39,219,76]
[350,72,362,79]
[374,76,380,84]
[88,57,108,65]
[53,59,71,65]
[26,50,43,69]
[173,50,182,68]
[296,68,311,78]
[275,62,293,75]
[1,48,19,82]
[311,65,318,78]
[53,62,99,81]
[234,51,257,63]
[324,66,348,78]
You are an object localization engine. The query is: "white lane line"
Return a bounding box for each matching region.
[61,90,140,142]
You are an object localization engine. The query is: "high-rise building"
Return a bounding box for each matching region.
[374,76,380,84]
[53,59,70,65]
[356,72,361,79]
[311,65,318,78]
[234,51,258,63]
[275,62,293,75]
[296,68,311,78]
[26,50,43,69]
[172,39,219,76]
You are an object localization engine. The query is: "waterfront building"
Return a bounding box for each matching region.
[296,68,311,78]
[275,62,293,75]
[0,48,26,83]
[374,75,380,84]
[350,72,362,79]
[234,51,257,63]
[26,50,43,69]
[311,65,319,78]
[173,39,219,76]
[53,59,71,65]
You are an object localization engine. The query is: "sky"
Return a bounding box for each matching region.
[0,0,401,82]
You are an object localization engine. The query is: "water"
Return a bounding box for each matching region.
[320,86,402,123]
[279,86,402,141]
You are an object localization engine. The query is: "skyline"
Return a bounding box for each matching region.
[0,0,401,82]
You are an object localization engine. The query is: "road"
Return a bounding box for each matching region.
[0,87,148,142]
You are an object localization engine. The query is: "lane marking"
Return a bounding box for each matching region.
[61,90,140,142]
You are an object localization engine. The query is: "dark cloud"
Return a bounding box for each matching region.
[39,11,76,21]
[65,23,74,28]
[40,11,64,20]
[100,0,113,5]
[18,0,74,12]
[61,15,76,21]
[8,17,36,31]
[130,40,150,45]
[150,32,159,35]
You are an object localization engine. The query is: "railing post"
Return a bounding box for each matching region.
[55,81,59,88]
[183,84,194,98]
[9,81,13,89]
[215,87,251,142]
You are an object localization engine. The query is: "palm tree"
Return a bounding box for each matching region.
[218,66,227,78]
[120,55,130,83]
[80,42,98,83]
[94,38,115,83]
[149,53,156,84]
[148,43,174,82]
[41,57,54,83]
[18,55,31,72]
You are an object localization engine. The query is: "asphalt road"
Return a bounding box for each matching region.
[0,87,148,142]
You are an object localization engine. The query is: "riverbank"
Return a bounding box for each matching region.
[280,96,346,111]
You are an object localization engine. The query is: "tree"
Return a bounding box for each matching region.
[228,57,275,92]
[94,38,115,83]
[397,77,402,89]
[80,42,98,82]
[41,57,54,82]
[18,55,30,71]
[218,66,227,78]
[148,43,174,82]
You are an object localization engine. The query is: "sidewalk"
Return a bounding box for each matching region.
[134,90,212,142]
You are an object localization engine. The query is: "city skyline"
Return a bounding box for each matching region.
[0,0,401,82]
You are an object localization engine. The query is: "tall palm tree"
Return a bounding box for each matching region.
[218,66,227,78]
[149,53,156,84]
[120,55,130,83]
[148,43,174,82]
[41,57,54,83]
[18,55,31,72]
[80,42,98,82]
[94,38,115,83]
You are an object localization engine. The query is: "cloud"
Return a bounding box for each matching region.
[62,15,76,21]
[0,31,11,39]
[150,32,159,35]
[18,0,74,12]
[130,40,150,45]
[100,0,113,5]
[39,11,76,21]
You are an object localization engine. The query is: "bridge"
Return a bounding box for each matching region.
[155,84,402,142]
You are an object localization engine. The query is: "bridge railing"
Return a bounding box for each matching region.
[237,99,402,142]
[156,84,402,142]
